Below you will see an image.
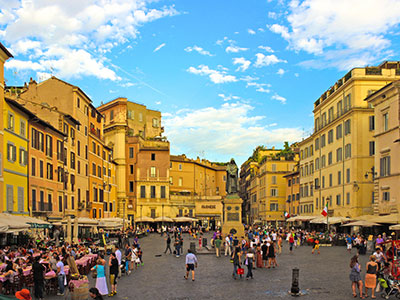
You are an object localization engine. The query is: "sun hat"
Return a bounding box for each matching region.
[15,289,32,300]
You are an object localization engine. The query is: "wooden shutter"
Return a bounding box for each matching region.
[18,187,24,212]
[6,185,13,212]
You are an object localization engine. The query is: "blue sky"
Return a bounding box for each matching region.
[2,0,400,165]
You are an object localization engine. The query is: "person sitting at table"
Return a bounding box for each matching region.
[32,256,45,300]
[3,260,15,294]
[49,253,58,272]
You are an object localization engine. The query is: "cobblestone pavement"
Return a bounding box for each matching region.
[49,234,373,300]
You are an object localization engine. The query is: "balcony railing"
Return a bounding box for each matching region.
[33,202,52,212]
[313,105,353,133]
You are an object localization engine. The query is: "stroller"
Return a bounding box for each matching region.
[377,266,400,299]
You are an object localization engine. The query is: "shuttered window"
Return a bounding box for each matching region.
[6,185,13,212]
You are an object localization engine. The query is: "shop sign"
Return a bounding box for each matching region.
[201,205,216,209]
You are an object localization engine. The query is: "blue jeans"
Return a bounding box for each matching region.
[125,260,130,272]
[233,263,240,278]
[176,245,181,256]
[246,262,253,278]
[57,274,65,294]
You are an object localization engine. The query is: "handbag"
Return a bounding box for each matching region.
[237,268,244,275]
[230,259,234,263]
[92,268,97,279]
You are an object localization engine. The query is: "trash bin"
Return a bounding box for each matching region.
[202,237,207,247]
[190,242,196,254]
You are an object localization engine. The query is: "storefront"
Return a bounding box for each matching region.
[195,197,223,231]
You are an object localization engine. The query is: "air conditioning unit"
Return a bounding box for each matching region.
[127,204,133,209]
[78,202,85,211]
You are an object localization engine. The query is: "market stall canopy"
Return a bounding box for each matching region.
[353,214,400,224]
[98,218,128,229]
[286,215,317,222]
[341,220,382,227]
[60,217,99,226]
[154,216,174,222]
[173,217,197,222]
[20,215,52,228]
[310,216,350,224]
[135,216,155,223]
[0,213,30,233]
[389,224,400,230]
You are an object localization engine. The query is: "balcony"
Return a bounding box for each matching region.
[33,202,52,212]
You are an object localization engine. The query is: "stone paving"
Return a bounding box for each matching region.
[49,233,374,300]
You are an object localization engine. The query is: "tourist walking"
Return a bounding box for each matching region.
[245,248,255,279]
[267,241,277,268]
[349,255,364,299]
[91,259,109,296]
[109,253,119,296]
[215,236,222,257]
[346,235,353,253]
[56,255,66,296]
[288,233,295,253]
[311,237,320,254]
[32,256,45,300]
[231,246,242,279]
[164,235,172,254]
[225,235,232,256]
[256,243,263,268]
[364,255,378,299]
[184,249,198,281]
[277,235,282,255]
[261,241,268,268]
[115,246,122,278]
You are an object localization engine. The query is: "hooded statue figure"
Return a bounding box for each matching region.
[226,158,238,195]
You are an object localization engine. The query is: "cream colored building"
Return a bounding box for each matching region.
[298,136,314,215]
[170,155,226,229]
[365,79,400,215]
[300,62,400,218]
[98,98,165,223]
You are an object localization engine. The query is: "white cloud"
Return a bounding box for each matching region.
[268,12,278,19]
[247,29,256,35]
[163,102,302,161]
[226,45,248,53]
[184,45,214,56]
[218,94,240,101]
[233,57,251,72]
[153,43,166,52]
[187,65,237,84]
[294,73,299,77]
[256,87,271,93]
[258,45,274,53]
[1,1,178,80]
[6,59,44,71]
[254,53,287,67]
[156,101,161,105]
[271,94,287,104]
[269,0,400,69]
[277,68,285,75]
[216,36,228,45]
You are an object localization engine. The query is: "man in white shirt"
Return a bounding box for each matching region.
[115,246,122,278]
[184,249,198,281]
[225,235,231,256]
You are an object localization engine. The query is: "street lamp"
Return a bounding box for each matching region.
[122,199,126,232]
[365,167,377,180]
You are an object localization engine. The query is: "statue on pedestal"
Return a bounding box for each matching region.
[226,158,238,195]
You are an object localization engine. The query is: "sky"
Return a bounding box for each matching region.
[1,0,400,166]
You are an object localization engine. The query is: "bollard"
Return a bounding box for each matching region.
[190,242,196,254]
[290,268,300,296]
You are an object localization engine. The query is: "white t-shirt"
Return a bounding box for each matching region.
[373,251,384,262]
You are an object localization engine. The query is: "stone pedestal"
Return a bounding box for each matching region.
[221,193,245,238]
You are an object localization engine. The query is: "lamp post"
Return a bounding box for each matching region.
[122,199,126,232]
[364,167,377,180]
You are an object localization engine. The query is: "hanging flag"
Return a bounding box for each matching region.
[284,211,290,218]
[321,203,328,217]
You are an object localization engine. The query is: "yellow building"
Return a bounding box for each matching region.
[98,98,166,223]
[0,43,13,213]
[255,153,298,225]
[301,62,400,218]
[3,99,30,214]
[365,79,400,215]
[169,155,226,229]
[298,136,315,215]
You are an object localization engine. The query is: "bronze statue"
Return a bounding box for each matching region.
[226,158,238,194]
